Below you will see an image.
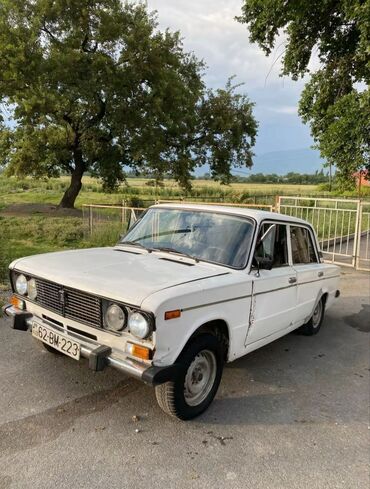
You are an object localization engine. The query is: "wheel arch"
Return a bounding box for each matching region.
[321,291,329,306]
[305,288,329,323]
[178,319,230,362]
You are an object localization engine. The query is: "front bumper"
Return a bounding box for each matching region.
[2,304,178,386]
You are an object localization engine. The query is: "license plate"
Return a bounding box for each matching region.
[32,322,81,360]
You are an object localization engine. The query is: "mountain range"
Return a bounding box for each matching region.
[249,148,325,175]
[196,147,326,176]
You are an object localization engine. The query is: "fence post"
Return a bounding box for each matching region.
[89,205,93,235]
[354,201,362,270]
[122,200,127,228]
[121,200,125,226]
[275,196,281,213]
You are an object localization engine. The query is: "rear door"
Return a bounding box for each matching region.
[289,225,326,323]
[246,221,298,346]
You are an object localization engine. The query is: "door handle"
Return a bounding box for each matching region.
[289,277,297,284]
[318,271,324,277]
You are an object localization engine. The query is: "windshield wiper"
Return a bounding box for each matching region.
[118,241,153,252]
[151,246,200,263]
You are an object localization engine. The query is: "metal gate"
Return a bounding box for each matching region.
[356,202,370,271]
[277,196,369,270]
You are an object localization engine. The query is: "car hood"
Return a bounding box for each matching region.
[10,246,229,307]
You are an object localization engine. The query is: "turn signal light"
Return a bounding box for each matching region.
[126,342,152,361]
[164,309,181,320]
[10,295,25,310]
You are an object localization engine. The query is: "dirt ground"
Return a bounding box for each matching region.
[0,203,82,218]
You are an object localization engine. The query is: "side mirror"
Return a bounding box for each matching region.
[255,256,273,271]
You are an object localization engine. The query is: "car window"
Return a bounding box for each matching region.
[121,208,255,268]
[254,223,289,268]
[290,226,318,264]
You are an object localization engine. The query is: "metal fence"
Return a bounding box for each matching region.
[82,204,146,242]
[277,196,369,271]
[356,202,370,271]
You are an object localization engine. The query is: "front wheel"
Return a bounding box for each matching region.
[298,297,325,336]
[155,334,224,420]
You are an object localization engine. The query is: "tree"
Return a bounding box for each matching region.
[0,0,257,208]
[237,0,370,188]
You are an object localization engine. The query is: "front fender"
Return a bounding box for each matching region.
[142,271,253,367]
[155,310,232,367]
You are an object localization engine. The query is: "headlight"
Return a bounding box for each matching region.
[104,304,126,332]
[15,274,28,295]
[28,278,37,300]
[128,312,150,339]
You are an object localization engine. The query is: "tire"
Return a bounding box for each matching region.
[155,334,224,420]
[298,297,325,336]
[42,342,63,355]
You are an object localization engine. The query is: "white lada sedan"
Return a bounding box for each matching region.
[3,204,340,419]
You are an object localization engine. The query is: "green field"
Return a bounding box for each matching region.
[0,175,323,209]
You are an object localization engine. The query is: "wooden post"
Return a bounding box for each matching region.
[121,200,125,225]
[89,205,93,235]
[123,199,128,228]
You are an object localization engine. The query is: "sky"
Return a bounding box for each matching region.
[146,0,315,156]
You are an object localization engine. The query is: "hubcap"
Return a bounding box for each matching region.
[184,350,217,407]
[312,301,322,328]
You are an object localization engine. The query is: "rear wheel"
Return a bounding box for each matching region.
[155,334,224,420]
[299,297,325,336]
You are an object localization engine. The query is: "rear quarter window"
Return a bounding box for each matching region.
[290,226,318,264]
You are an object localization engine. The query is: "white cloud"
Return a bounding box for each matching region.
[147,0,288,89]
[270,105,298,115]
[145,0,315,153]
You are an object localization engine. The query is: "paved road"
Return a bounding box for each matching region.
[0,269,369,489]
[322,231,370,269]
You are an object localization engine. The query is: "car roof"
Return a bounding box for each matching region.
[151,203,309,225]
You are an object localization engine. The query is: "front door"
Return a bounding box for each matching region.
[245,222,298,346]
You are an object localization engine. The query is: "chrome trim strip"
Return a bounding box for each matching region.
[181,283,297,311]
[180,273,340,313]
[181,293,252,312]
[255,284,297,296]
[297,274,341,286]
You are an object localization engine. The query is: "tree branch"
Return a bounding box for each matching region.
[41,24,60,45]
[81,32,98,53]
[84,95,106,130]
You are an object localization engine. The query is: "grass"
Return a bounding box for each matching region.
[0,175,329,209]
[2,174,368,208]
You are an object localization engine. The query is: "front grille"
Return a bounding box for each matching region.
[65,288,102,328]
[35,279,63,314]
[35,278,102,328]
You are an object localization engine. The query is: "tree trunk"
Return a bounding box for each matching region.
[58,149,85,209]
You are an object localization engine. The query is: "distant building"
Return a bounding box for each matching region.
[353,169,370,188]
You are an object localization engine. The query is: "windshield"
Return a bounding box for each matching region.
[120,208,255,268]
